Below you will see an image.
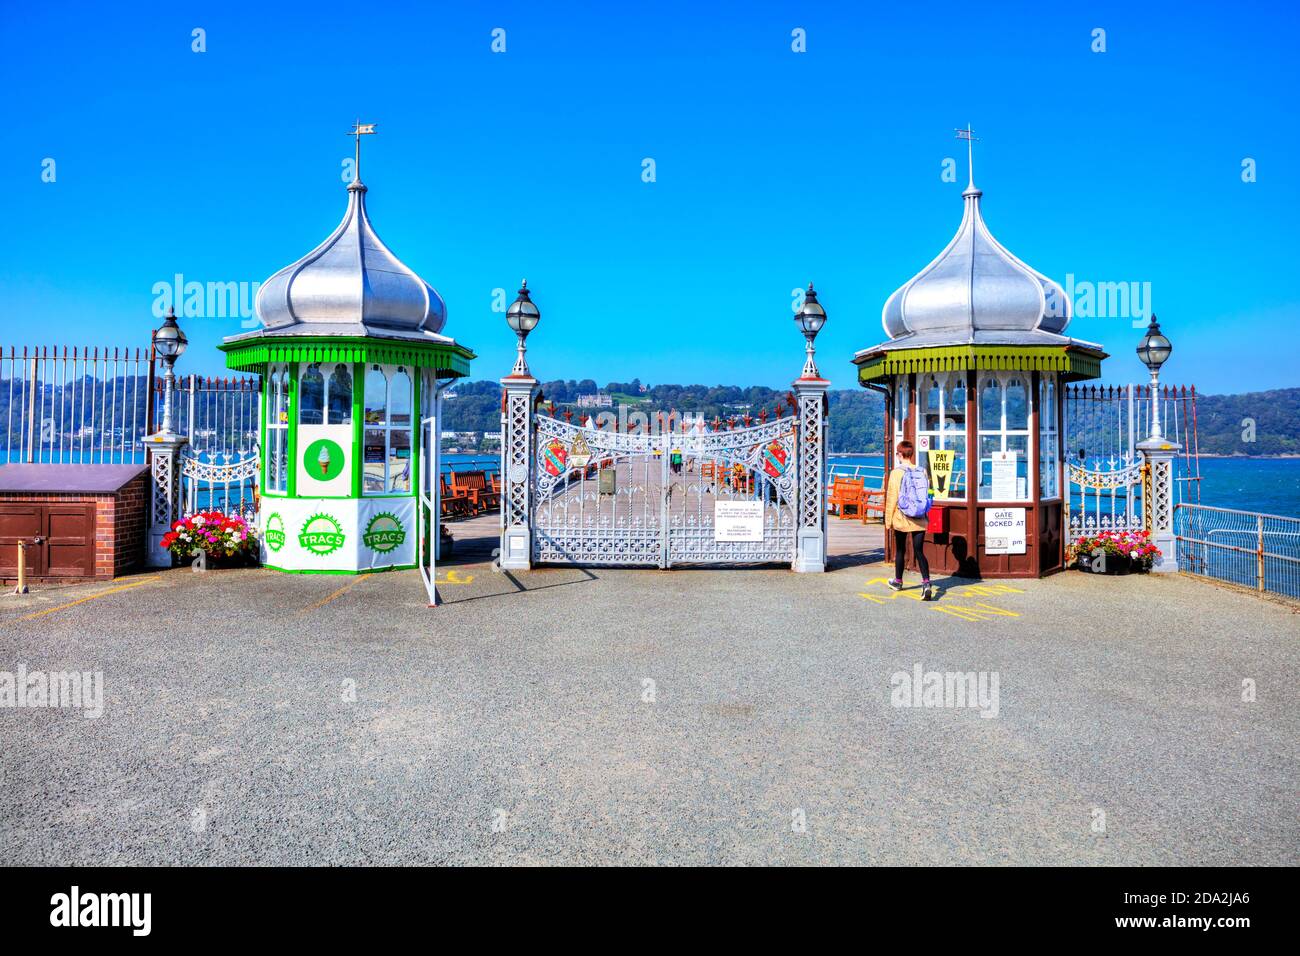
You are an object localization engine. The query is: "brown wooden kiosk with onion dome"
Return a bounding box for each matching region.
[852,152,1106,579]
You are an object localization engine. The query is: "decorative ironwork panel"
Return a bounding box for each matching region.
[1149,456,1173,535]
[151,453,175,528]
[1065,458,1145,535]
[503,388,533,528]
[179,448,259,519]
[1071,457,1144,535]
[797,391,826,534]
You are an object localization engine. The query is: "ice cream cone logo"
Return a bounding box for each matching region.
[302,438,346,483]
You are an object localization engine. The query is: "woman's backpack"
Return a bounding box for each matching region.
[898,466,932,519]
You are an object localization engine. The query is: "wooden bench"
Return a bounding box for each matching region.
[450,470,500,513]
[727,465,753,495]
[859,488,886,522]
[440,476,473,518]
[829,477,866,518]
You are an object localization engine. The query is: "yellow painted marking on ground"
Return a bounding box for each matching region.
[857,578,1021,622]
[858,589,924,604]
[951,584,1024,597]
[437,569,474,585]
[20,575,161,621]
[301,575,367,613]
[930,602,1021,622]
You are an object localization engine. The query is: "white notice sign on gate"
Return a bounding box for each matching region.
[714,500,764,542]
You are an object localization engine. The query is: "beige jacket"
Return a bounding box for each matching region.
[884,466,928,533]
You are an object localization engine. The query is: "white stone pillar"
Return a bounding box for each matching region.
[144,432,189,567]
[1138,436,1180,573]
[499,375,537,570]
[792,376,829,573]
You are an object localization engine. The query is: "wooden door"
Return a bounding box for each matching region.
[0,503,45,577]
[45,503,95,577]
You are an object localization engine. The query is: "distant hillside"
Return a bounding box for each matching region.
[439,379,886,453]
[440,380,1297,456]
[1190,387,1300,457]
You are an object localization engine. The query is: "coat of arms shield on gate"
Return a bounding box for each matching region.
[760,439,789,478]
[542,438,569,477]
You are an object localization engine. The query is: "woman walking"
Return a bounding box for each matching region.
[883,439,934,600]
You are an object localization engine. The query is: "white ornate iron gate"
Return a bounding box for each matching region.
[496,281,829,573]
[1062,382,1201,571]
[531,414,801,567]
[179,448,259,520]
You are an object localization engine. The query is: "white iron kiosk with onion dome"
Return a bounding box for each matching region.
[219,125,474,602]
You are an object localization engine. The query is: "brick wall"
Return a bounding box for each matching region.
[0,475,149,581]
[112,473,148,575]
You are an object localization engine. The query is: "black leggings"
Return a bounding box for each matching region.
[893,529,930,582]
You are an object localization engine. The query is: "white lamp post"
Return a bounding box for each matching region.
[1136,313,1172,440]
[145,306,189,566]
[792,283,829,572]
[500,281,541,570]
[1135,314,1179,572]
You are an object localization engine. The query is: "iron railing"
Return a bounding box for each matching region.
[439,454,499,479]
[827,459,886,489]
[157,374,261,457]
[0,345,263,464]
[1063,383,1201,533]
[1176,504,1300,599]
[1,346,152,463]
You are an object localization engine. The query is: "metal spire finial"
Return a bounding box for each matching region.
[348,120,377,184]
[955,123,979,193]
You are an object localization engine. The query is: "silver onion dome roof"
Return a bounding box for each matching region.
[247,177,448,341]
[876,175,1078,350]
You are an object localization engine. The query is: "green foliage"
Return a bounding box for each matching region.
[1191,388,1300,457]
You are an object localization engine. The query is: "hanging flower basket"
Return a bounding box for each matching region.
[161,510,259,569]
[1067,530,1160,574]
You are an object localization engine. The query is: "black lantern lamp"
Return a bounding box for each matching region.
[506,280,540,377]
[795,283,827,379]
[153,306,187,434]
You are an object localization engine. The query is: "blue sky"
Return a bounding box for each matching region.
[2,1,1297,394]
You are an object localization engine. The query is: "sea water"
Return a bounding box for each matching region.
[828,454,1300,519]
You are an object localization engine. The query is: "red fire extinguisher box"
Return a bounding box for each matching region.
[927,506,947,534]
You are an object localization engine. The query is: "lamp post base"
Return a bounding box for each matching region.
[1137,436,1181,574]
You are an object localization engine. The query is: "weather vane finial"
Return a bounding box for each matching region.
[955,123,978,190]
[348,120,377,183]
